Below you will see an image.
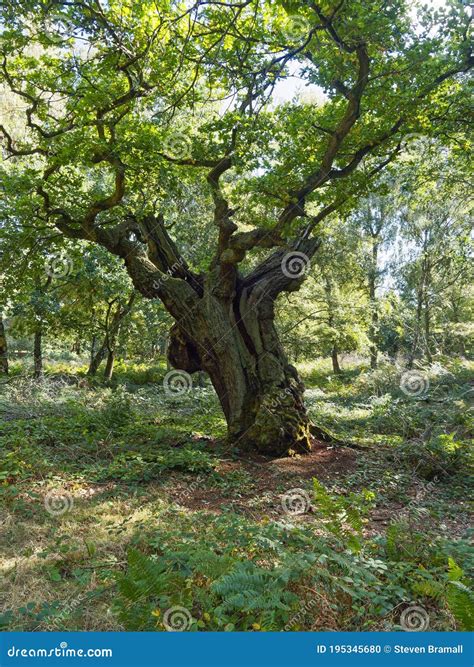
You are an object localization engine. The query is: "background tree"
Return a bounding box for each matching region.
[349,185,402,368]
[0,314,8,374]
[394,147,473,366]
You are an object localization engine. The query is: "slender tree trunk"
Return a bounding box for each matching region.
[324,278,342,375]
[33,328,43,379]
[408,293,422,369]
[87,293,135,376]
[87,342,107,376]
[368,240,379,370]
[331,345,341,375]
[408,252,431,368]
[424,301,433,363]
[103,350,115,381]
[89,335,97,362]
[0,316,8,374]
[423,261,433,363]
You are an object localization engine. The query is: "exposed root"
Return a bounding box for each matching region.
[309,423,366,450]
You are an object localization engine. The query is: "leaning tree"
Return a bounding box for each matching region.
[0,0,471,454]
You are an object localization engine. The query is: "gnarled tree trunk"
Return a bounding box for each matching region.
[168,302,312,456]
[57,210,323,457]
[166,244,319,457]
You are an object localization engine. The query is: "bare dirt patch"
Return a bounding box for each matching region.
[169,444,358,517]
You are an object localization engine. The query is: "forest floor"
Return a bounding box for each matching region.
[0,358,472,632]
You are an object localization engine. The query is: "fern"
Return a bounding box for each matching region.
[114,549,186,630]
[446,582,474,630]
[412,579,443,600]
[445,559,474,630]
[385,520,431,564]
[211,562,298,615]
[312,479,375,552]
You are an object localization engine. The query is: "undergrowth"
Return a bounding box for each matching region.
[0,359,472,631]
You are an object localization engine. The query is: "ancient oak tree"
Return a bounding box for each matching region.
[1,0,471,454]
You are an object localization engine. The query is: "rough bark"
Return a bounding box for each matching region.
[167,242,319,456]
[103,350,115,381]
[324,278,342,375]
[331,345,342,375]
[0,316,8,374]
[368,239,379,370]
[33,328,43,379]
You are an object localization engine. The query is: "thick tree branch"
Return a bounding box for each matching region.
[277,42,370,228]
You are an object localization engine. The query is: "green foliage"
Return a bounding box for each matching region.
[115,549,190,631]
[113,520,303,631]
[312,479,375,552]
[395,432,472,481]
[1,361,472,632]
[0,377,220,494]
[101,447,216,483]
[0,448,31,482]
[211,562,298,617]
[385,520,428,564]
[445,559,474,631]
[112,496,473,632]
[0,0,471,622]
